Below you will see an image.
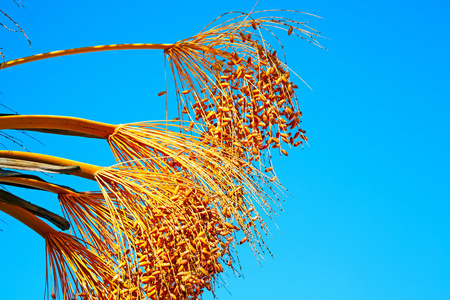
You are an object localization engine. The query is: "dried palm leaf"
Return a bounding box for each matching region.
[0,175,116,255]
[0,188,69,230]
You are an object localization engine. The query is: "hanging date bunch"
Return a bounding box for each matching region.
[165,10,323,163]
[0,9,323,300]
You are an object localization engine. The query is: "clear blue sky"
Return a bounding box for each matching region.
[0,0,449,299]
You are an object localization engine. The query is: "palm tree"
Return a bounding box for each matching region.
[0,8,323,300]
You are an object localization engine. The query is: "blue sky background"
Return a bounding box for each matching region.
[0,0,449,299]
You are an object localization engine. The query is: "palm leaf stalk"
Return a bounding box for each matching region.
[0,150,268,299]
[0,201,115,300]
[0,43,173,69]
